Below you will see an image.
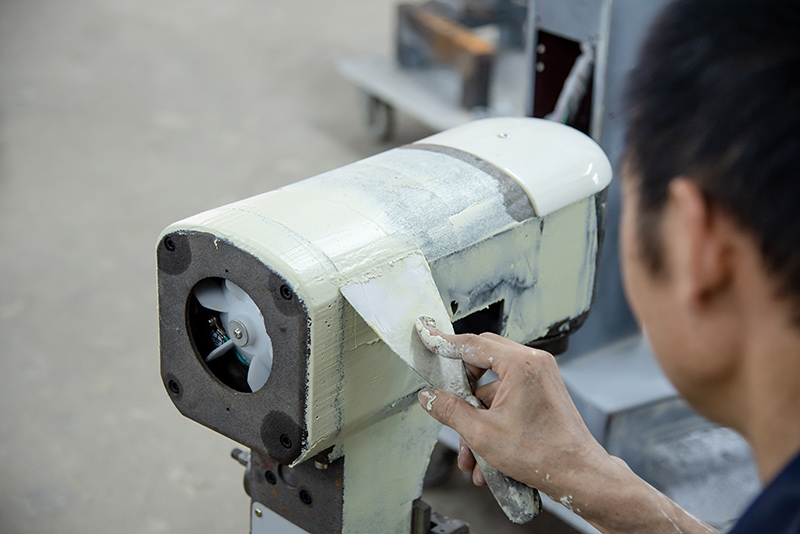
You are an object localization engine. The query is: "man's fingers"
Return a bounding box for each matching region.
[415,318,505,371]
[479,332,517,346]
[415,317,463,359]
[458,437,476,473]
[472,465,486,486]
[417,388,482,440]
[458,437,489,490]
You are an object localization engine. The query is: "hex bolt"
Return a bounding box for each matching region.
[265,470,277,485]
[280,284,293,300]
[164,236,176,251]
[280,433,292,449]
[299,489,313,506]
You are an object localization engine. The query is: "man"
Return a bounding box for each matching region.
[414,0,800,531]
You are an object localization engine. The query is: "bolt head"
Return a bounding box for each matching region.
[228,320,249,347]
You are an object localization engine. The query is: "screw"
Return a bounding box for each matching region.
[299,489,313,506]
[280,433,293,449]
[168,380,180,396]
[233,328,242,339]
[280,284,293,300]
[536,43,546,55]
[536,61,545,73]
[265,470,277,485]
[254,508,263,518]
[164,236,176,251]
[497,132,510,139]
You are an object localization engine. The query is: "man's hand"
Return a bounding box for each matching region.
[415,320,607,499]
[414,320,718,534]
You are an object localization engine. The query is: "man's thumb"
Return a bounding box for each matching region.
[417,388,477,434]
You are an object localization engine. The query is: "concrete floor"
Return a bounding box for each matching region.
[0,1,577,532]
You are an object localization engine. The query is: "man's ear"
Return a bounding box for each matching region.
[666,178,733,309]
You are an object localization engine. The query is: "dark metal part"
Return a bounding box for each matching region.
[423,0,528,49]
[411,499,432,534]
[157,231,310,464]
[247,449,344,534]
[397,3,495,109]
[430,509,471,534]
[412,499,470,534]
[531,30,594,135]
[245,447,470,533]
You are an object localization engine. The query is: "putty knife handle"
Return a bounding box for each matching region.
[465,395,542,524]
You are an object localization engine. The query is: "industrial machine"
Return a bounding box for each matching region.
[157,117,611,533]
[341,1,763,530]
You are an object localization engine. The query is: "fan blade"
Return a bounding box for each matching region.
[225,279,249,302]
[206,339,234,362]
[194,280,229,312]
[247,351,272,392]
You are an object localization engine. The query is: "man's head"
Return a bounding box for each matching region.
[620,0,800,423]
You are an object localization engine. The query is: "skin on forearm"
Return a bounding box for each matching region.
[549,453,718,534]
[414,322,718,534]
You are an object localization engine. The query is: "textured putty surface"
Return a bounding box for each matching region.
[0,1,577,532]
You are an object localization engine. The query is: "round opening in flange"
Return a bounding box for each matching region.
[186,277,274,393]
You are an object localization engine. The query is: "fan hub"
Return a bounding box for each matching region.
[229,319,249,347]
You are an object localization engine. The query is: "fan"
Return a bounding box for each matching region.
[192,279,273,392]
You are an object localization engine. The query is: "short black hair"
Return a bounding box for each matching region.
[625,0,800,312]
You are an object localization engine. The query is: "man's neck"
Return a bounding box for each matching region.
[739,316,800,484]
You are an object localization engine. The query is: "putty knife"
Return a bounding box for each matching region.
[340,249,541,524]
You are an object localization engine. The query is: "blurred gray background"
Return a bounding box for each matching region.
[0,1,576,532]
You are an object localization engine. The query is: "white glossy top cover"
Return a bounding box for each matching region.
[418,117,612,216]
